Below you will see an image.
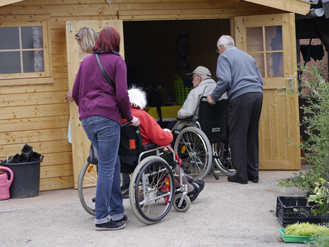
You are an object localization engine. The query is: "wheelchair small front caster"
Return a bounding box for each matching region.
[173,194,191,212]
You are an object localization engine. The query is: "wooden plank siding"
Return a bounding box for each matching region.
[0,0,309,190]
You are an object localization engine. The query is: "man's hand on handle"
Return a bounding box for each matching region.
[206,95,216,105]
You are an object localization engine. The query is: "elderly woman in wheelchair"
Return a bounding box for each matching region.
[78,86,205,225]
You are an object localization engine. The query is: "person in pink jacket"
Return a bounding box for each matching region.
[125,86,205,202]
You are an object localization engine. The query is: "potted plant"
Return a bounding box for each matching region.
[307,178,329,217]
[279,222,329,244]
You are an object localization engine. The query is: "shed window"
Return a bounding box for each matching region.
[246,26,284,78]
[0,21,51,82]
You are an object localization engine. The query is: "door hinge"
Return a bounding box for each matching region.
[69,23,73,33]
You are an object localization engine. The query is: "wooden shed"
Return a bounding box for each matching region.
[0,0,311,191]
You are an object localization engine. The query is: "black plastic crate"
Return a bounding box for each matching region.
[276,196,329,227]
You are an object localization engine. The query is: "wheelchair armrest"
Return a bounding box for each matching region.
[177,117,197,122]
[142,143,158,151]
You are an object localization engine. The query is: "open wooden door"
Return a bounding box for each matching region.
[65,20,124,188]
[234,13,300,170]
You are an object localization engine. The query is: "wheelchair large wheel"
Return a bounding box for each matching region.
[213,142,236,176]
[78,161,130,216]
[78,161,97,216]
[174,127,212,179]
[129,156,175,225]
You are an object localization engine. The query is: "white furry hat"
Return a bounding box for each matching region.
[128,86,147,110]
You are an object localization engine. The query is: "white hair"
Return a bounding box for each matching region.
[128,86,147,110]
[217,35,235,48]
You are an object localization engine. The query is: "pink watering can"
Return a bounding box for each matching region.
[0,166,14,200]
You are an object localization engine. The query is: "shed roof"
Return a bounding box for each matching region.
[0,0,23,7]
[0,0,311,15]
[243,0,310,15]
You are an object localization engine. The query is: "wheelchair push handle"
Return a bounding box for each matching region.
[121,121,132,128]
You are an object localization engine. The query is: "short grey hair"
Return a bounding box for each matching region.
[217,35,235,48]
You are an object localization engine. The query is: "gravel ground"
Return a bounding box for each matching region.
[0,178,308,247]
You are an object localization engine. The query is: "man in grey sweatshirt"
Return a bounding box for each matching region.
[207,35,263,184]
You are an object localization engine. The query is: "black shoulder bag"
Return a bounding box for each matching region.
[95,53,116,91]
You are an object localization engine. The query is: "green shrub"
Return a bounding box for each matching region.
[311,227,329,247]
[277,64,329,192]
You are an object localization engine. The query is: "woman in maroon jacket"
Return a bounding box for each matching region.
[72,26,139,231]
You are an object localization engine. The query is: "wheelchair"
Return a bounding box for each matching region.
[77,122,191,225]
[172,96,236,179]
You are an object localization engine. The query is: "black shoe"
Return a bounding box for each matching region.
[227,176,248,184]
[248,177,259,183]
[95,220,126,231]
[113,215,128,223]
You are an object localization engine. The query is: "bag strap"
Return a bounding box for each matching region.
[95,54,116,91]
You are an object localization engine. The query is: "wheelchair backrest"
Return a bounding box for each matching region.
[198,96,228,143]
[87,124,143,173]
[119,125,143,173]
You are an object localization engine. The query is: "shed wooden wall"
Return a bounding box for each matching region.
[0,0,284,191]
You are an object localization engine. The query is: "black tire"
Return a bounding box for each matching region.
[129,156,175,224]
[78,161,97,216]
[213,142,236,176]
[174,127,212,179]
[78,162,131,216]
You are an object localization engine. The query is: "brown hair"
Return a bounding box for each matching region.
[93,26,120,53]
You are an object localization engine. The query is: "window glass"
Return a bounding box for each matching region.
[265,26,282,51]
[247,27,263,52]
[0,51,21,74]
[0,27,19,49]
[23,51,44,73]
[266,52,283,77]
[22,26,43,49]
[251,53,265,77]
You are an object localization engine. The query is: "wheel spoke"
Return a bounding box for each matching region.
[131,157,175,223]
[177,130,208,178]
[213,142,236,176]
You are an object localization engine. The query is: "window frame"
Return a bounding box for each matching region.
[0,20,53,86]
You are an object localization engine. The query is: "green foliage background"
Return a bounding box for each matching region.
[278,64,329,191]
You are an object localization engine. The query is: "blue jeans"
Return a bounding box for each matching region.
[81,116,124,224]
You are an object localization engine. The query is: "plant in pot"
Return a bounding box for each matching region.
[279,222,329,243]
[277,64,329,194]
[307,178,329,216]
